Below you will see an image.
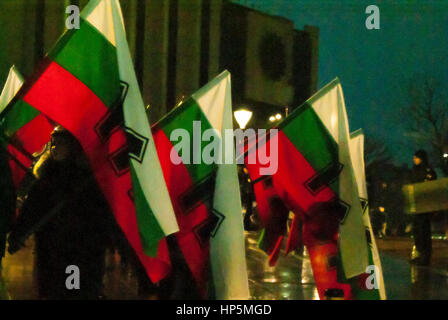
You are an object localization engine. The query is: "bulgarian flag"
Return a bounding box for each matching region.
[244,78,369,299]
[349,129,386,299]
[0,65,54,189]
[2,0,179,283]
[152,71,249,299]
[0,66,24,260]
[208,72,250,300]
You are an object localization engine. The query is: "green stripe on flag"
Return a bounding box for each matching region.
[348,251,381,299]
[130,165,165,257]
[158,97,217,183]
[280,103,340,193]
[48,19,120,108]
[0,100,40,137]
[257,229,269,252]
[280,103,339,173]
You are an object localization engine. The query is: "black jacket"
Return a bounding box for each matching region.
[8,154,116,257]
[410,163,437,184]
[0,148,15,259]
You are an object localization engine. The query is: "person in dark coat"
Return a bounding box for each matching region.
[410,149,437,265]
[8,126,115,299]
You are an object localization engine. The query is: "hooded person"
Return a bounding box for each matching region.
[410,149,437,265]
[8,125,118,299]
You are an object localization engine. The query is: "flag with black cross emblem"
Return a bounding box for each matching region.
[152,71,249,299]
[244,78,369,300]
[5,0,180,284]
[348,129,386,299]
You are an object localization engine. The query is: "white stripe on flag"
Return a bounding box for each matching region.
[308,78,369,278]
[350,129,386,299]
[0,66,24,113]
[193,71,250,299]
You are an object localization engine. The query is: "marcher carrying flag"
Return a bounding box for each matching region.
[0,0,179,284]
[152,70,249,299]
[244,78,369,299]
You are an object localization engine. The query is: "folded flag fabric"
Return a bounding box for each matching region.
[1,0,179,284]
[0,66,24,113]
[152,70,249,299]
[349,129,386,299]
[244,78,369,299]
[0,66,24,259]
[0,66,54,189]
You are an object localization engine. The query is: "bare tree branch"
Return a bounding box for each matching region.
[365,136,392,169]
[403,73,448,174]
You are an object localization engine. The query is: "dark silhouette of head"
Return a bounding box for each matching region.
[50,126,82,162]
[413,149,428,166]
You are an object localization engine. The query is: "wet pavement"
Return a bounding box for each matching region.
[377,237,448,300]
[245,231,319,300]
[247,232,448,300]
[0,232,447,299]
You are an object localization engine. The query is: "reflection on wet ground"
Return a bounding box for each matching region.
[382,253,448,300]
[0,232,447,299]
[378,237,448,300]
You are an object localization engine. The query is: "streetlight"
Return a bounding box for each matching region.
[234,109,253,129]
[269,113,283,123]
[443,153,448,159]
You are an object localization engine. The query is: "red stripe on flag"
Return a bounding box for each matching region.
[8,145,30,189]
[303,224,352,300]
[268,236,283,267]
[23,61,171,283]
[15,114,54,154]
[246,130,336,215]
[153,128,210,296]
[8,114,54,187]
[23,62,107,151]
[285,214,301,255]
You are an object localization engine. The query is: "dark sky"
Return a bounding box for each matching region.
[233,0,448,166]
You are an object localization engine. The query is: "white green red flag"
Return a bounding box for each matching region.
[244,78,369,299]
[349,129,386,299]
[0,66,22,264]
[0,66,24,113]
[304,79,369,278]
[207,72,250,300]
[107,0,179,257]
[1,0,179,283]
[152,71,249,299]
[0,65,54,188]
